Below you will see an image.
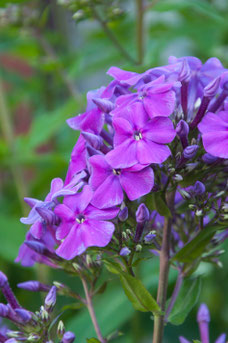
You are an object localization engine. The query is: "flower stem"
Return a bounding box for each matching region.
[152,190,176,343]
[0,77,27,215]
[136,0,144,65]
[81,277,106,343]
[90,4,137,65]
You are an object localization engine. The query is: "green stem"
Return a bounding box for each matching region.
[90,4,137,65]
[136,0,144,64]
[152,190,176,343]
[81,277,106,343]
[0,77,27,215]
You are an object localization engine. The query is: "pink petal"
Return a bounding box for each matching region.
[30,221,43,239]
[137,140,171,164]
[143,91,176,118]
[112,117,133,146]
[202,132,228,158]
[54,204,75,221]
[120,167,154,200]
[56,222,73,240]
[67,108,104,134]
[90,174,123,209]
[64,185,93,214]
[85,204,119,220]
[115,102,150,130]
[142,117,176,143]
[198,112,228,133]
[106,140,138,169]
[89,155,112,190]
[107,66,137,82]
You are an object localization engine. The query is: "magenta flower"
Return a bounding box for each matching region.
[106,102,176,168]
[198,111,228,158]
[89,155,154,209]
[54,186,119,259]
[114,75,176,119]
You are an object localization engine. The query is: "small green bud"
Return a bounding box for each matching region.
[135,244,142,252]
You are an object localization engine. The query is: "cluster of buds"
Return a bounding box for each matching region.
[0,272,75,343]
[180,303,226,343]
[57,0,124,23]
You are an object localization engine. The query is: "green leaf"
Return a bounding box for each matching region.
[103,260,124,275]
[193,340,201,343]
[86,339,101,343]
[168,277,201,325]
[119,272,161,314]
[145,192,171,218]
[172,223,227,263]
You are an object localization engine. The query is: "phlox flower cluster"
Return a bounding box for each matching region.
[17,56,228,264]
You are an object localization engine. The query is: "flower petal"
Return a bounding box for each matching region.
[143,91,176,118]
[64,185,93,214]
[90,174,123,209]
[120,167,154,200]
[201,131,228,158]
[137,140,171,164]
[106,140,138,169]
[198,112,228,133]
[85,205,119,220]
[112,117,133,146]
[89,155,112,190]
[54,204,75,222]
[142,117,176,144]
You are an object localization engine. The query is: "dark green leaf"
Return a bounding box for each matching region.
[145,192,171,218]
[172,223,227,263]
[168,277,201,325]
[119,272,161,314]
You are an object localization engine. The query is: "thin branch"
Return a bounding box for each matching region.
[90,4,138,65]
[32,29,83,105]
[152,189,176,343]
[136,0,145,64]
[0,77,27,215]
[81,277,106,343]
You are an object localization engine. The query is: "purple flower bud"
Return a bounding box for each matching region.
[25,241,46,254]
[179,337,191,343]
[176,120,189,148]
[193,181,205,195]
[220,71,228,91]
[119,247,131,256]
[82,132,103,150]
[118,207,128,222]
[144,233,156,243]
[0,272,8,288]
[0,304,9,317]
[15,309,32,323]
[61,331,75,343]
[204,77,220,98]
[136,204,150,223]
[197,303,210,323]
[183,145,199,159]
[17,281,50,292]
[215,333,226,343]
[202,153,218,164]
[92,98,115,113]
[5,339,18,343]
[45,286,57,311]
[179,59,191,83]
[35,207,57,226]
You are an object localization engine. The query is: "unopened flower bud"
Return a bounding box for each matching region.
[197,303,210,323]
[40,306,49,321]
[72,10,84,21]
[176,120,189,148]
[45,286,56,311]
[15,309,32,323]
[173,174,183,182]
[195,210,203,217]
[61,331,75,343]
[136,244,142,252]
[204,76,220,98]
[183,145,198,159]
[35,207,57,226]
[0,271,8,287]
[179,59,191,83]
[0,303,9,317]
[118,207,128,222]
[82,132,103,150]
[57,320,65,337]
[215,333,226,343]
[220,72,228,91]
[136,204,149,223]
[27,334,40,342]
[193,181,205,195]
[120,247,131,256]
[72,263,81,272]
[85,254,92,267]
[202,153,218,164]
[92,98,115,113]
[144,232,156,243]
[17,281,50,292]
[122,232,128,240]
[179,189,191,200]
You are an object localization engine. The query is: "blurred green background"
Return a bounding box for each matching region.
[0,0,228,342]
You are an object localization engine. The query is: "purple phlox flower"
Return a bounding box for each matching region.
[89,154,154,209]
[113,75,177,119]
[144,232,156,243]
[106,102,176,168]
[198,111,228,158]
[61,331,75,343]
[67,108,104,135]
[191,181,206,196]
[118,206,128,222]
[15,231,57,268]
[202,153,218,164]
[14,309,32,323]
[54,185,119,260]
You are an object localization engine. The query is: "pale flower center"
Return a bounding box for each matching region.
[134,131,143,141]
[113,169,121,175]
[76,214,85,224]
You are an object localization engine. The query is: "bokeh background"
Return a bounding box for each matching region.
[0,0,228,342]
